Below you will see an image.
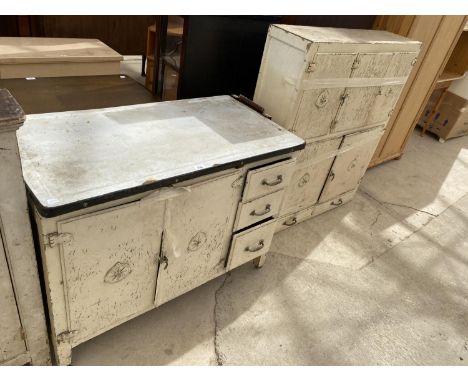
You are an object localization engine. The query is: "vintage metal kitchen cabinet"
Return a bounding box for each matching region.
[253,25,421,230]
[0,89,50,365]
[17,95,304,365]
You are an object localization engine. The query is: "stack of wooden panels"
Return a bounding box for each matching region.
[253,24,421,231]
[0,37,122,79]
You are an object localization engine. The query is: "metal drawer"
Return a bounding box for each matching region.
[242,158,295,202]
[275,205,315,233]
[234,189,284,231]
[227,219,276,270]
[313,190,356,218]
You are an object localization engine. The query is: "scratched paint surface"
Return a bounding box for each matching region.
[155,172,243,306]
[319,128,384,203]
[59,198,165,345]
[0,235,27,362]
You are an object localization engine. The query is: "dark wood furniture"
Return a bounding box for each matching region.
[0,75,157,115]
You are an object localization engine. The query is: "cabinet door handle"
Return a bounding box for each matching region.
[283,216,297,226]
[250,204,271,216]
[329,171,335,181]
[262,175,283,187]
[245,239,265,252]
[160,254,169,270]
[331,198,343,206]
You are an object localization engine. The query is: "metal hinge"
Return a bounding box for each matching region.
[351,56,361,70]
[305,60,316,73]
[56,330,78,343]
[45,232,73,248]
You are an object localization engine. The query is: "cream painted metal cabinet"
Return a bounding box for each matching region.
[17,96,304,365]
[254,25,421,230]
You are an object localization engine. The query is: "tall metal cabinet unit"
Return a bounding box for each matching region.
[253,25,421,231]
[17,96,304,365]
[0,89,50,365]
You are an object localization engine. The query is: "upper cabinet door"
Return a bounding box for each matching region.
[57,198,165,345]
[155,171,243,307]
[292,53,357,139]
[0,235,27,363]
[319,127,384,203]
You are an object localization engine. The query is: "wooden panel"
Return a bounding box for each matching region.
[0,235,27,363]
[445,32,468,76]
[155,172,242,306]
[58,199,165,344]
[370,16,466,166]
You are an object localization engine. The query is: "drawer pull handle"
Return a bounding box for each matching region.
[262,175,283,187]
[331,198,343,206]
[160,254,169,270]
[250,204,271,216]
[245,239,265,252]
[283,217,297,226]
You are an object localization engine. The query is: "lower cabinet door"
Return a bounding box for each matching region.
[280,137,341,215]
[319,127,384,203]
[155,171,242,307]
[56,198,165,344]
[0,235,27,363]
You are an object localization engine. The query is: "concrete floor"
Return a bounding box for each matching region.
[72,127,468,365]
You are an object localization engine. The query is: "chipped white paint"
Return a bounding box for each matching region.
[254,25,420,230]
[228,219,277,271]
[319,127,385,203]
[242,159,295,202]
[155,172,242,306]
[23,97,301,365]
[0,89,50,365]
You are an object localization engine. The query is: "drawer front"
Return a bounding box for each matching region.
[235,190,284,231]
[243,159,295,202]
[228,219,276,270]
[275,205,315,233]
[313,190,356,218]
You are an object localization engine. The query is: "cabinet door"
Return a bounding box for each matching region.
[280,137,342,215]
[0,235,27,363]
[155,171,242,306]
[293,53,357,139]
[319,127,384,203]
[57,198,165,344]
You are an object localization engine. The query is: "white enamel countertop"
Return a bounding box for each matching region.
[18,96,304,212]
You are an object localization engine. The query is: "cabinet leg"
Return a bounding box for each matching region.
[53,341,72,366]
[253,254,267,269]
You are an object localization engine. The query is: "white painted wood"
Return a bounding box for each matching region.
[0,89,51,365]
[17,96,304,211]
[242,159,295,202]
[234,190,284,231]
[56,198,165,345]
[254,26,420,230]
[227,219,276,271]
[280,137,342,215]
[319,127,385,203]
[155,172,242,307]
[0,234,26,363]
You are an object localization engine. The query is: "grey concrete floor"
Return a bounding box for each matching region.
[72,129,468,365]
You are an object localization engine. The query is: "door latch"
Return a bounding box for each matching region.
[45,232,73,247]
